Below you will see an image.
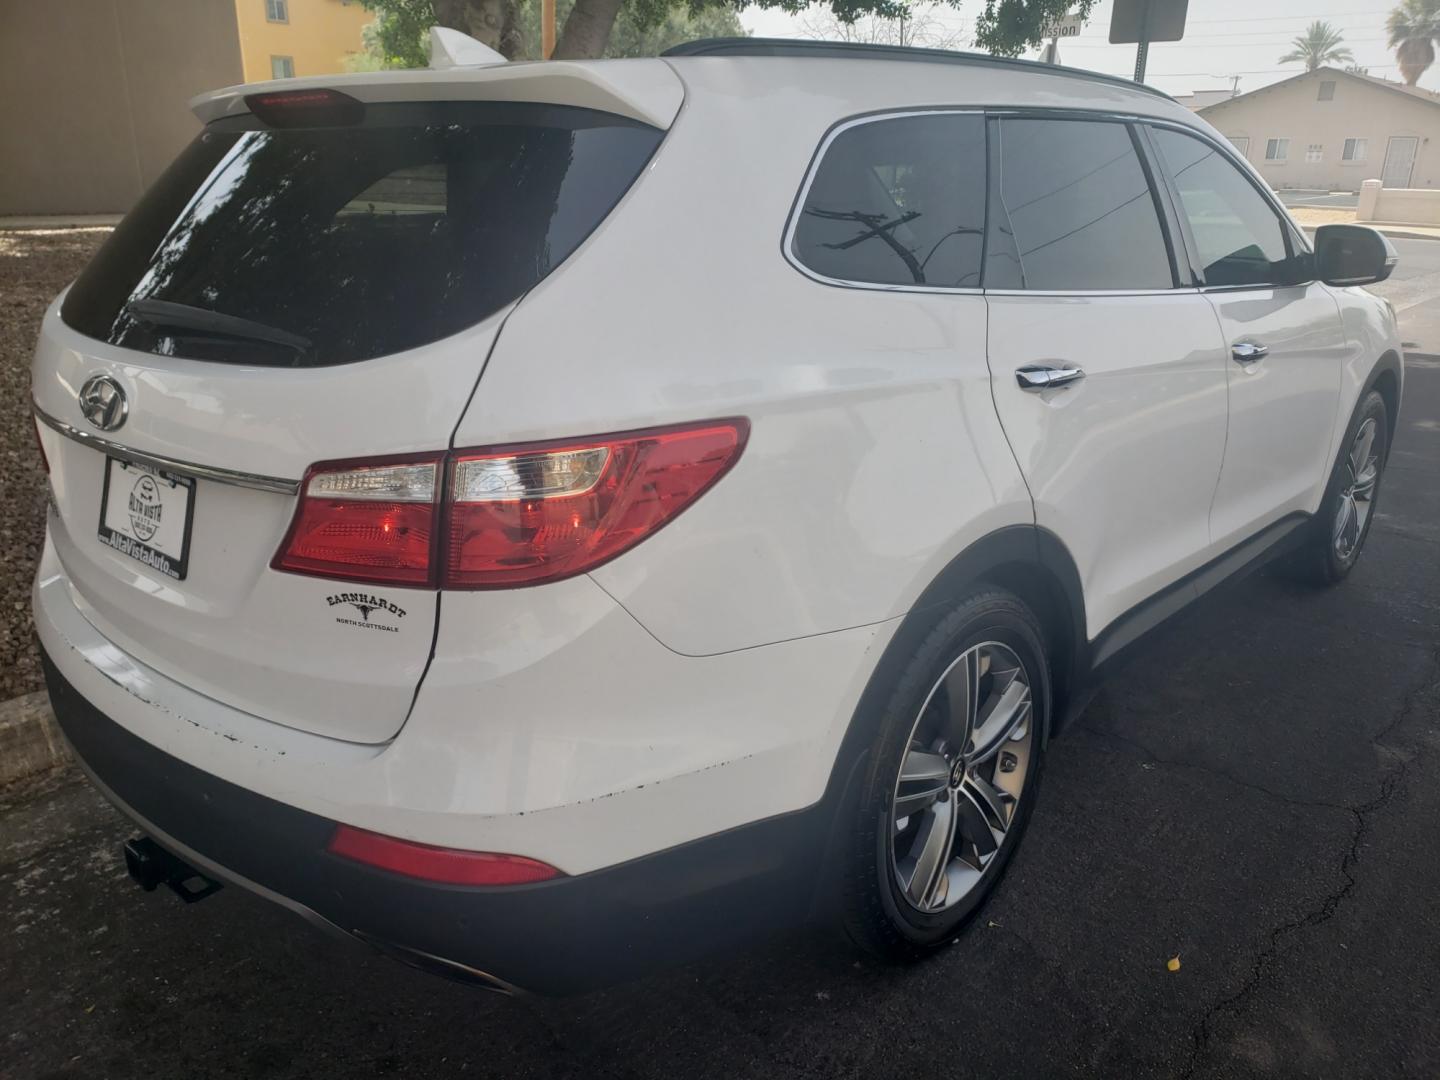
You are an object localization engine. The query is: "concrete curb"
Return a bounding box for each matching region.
[0,691,69,788]
[0,214,121,230]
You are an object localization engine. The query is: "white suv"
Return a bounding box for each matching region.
[32,38,1402,994]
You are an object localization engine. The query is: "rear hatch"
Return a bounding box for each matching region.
[32,73,671,743]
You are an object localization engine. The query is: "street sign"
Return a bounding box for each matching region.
[1039,12,1085,39]
[1109,0,1189,44]
[1110,0,1188,82]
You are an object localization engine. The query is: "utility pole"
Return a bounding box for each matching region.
[542,0,556,58]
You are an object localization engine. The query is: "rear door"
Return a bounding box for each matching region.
[984,114,1230,640]
[32,96,665,743]
[1147,124,1344,551]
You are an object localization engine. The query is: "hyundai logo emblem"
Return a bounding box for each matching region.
[78,375,128,432]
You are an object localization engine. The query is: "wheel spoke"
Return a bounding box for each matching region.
[894,749,950,818]
[969,673,1031,764]
[900,796,956,909]
[963,771,1015,832]
[938,648,982,754]
[953,783,1001,863]
[1350,420,1376,481]
[1333,493,1356,548]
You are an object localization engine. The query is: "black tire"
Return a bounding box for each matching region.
[840,588,1050,961]
[1293,389,1389,586]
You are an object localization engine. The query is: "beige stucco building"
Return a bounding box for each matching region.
[1199,66,1440,192]
[0,0,370,216]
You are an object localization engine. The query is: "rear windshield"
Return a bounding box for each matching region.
[61,102,663,366]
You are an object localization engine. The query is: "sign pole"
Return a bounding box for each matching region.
[542,0,556,58]
[1133,0,1151,82]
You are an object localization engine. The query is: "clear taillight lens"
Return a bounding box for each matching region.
[272,420,748,589]
[447,422,746,588]
[272,455,441,585]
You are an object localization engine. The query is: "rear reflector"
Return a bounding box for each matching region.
[273,418,748,589]
[327,825,561,886]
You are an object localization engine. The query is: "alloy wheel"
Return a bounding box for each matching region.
[1334,417,1381,561]
[890,641,1035,914]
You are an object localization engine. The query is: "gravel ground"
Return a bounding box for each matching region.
[0,229,109,699]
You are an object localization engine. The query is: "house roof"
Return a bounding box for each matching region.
[1199,65,1440,117]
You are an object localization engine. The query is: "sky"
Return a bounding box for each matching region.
[738,0,1439,98]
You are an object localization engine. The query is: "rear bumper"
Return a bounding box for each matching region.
[43,649,829,994]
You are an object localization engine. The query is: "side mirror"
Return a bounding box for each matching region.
[1314,224,1398,287]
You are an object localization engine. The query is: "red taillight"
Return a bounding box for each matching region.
[273,419,748,590]
[327,825,561,886]
[271,454,442,586]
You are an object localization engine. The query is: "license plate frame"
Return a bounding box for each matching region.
[97,456,196,581]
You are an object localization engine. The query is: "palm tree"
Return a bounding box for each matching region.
[1279,21,1354,71]
[1388,0,1440,86]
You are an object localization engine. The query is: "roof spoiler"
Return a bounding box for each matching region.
[429,26,507,69]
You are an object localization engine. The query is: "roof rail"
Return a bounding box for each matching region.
[661,37,1173,101]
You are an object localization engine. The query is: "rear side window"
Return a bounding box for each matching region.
[1151,126,1295,288]
[987,117,1174,291]
[61,102,663,366]
[792,113,986,289]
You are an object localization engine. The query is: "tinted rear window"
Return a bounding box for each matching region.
[61,102,663,366]
[793,113,986,289]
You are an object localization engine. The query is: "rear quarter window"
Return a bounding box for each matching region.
[61,102,663,366]
[791,113,987,289]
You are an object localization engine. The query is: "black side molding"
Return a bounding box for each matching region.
[1088,512,1311,672]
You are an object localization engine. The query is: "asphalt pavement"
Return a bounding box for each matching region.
[3,274,1439,1079]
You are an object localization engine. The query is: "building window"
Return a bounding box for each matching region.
[1228,136,1251,159]
[270,55,295,79]
[1318,80,1336,101]
[265,0,288,22]
[1342,138,1368,163]
[1306,144,1324,163]
[1265,138,1290,162]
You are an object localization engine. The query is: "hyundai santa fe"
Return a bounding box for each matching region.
[31,36,1402,994]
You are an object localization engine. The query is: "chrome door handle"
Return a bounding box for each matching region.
[1232,342,1269,364]
[1016,364,1086,390]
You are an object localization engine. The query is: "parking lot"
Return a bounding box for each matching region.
[3,231,1439,1079]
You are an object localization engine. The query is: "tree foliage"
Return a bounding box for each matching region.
[1388,0,1440,85]
[361,0,1092,65]
[1278,20,1354,73]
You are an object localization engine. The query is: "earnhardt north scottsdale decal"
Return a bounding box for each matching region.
[327,592,408,633]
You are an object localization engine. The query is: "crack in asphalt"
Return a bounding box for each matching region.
[1076,720,1353,815]
[1174,644,1440,1079]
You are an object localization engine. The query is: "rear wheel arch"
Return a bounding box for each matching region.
[833,526,1085,777]
[808,525,1087,919]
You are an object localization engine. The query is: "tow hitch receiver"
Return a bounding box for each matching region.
[123,837,223,904]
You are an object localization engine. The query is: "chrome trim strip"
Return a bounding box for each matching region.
[986,287,1204,298]
[33,406,300,495]
[782,105,1313,297]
